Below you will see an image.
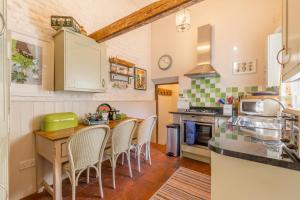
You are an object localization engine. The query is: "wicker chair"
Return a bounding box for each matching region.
[131,115,157,172]
[105,119,138,189]
[63,125,110,199]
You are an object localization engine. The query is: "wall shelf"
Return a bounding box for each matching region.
[109,57,135,85]
[109,71,133,77]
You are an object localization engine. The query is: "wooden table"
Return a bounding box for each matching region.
[35,117,142,200]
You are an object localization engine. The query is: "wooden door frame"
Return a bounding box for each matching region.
[155,82,178,144]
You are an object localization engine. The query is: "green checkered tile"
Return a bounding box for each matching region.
[226,87,232,92]
[183,76,266,107]
[232,87,238,92]
[238,92,244,97]
[251,86,258,92]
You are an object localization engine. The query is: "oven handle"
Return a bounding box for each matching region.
[183,120,213,126]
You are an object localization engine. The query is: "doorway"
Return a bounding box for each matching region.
[155,83,179,145]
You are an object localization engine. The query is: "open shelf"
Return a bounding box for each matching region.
[109,71,133,77]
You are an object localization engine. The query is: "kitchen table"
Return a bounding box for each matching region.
[34,117,143,200]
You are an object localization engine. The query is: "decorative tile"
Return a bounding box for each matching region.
[183,76,266,107]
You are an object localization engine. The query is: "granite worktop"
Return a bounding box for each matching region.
[208,123,300,171]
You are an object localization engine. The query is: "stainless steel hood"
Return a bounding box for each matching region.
[184,24,219,78]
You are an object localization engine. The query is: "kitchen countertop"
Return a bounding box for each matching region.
[208,123,300,171]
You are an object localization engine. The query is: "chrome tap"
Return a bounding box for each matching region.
[262,97,286,117]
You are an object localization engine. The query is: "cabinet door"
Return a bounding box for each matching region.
[282,0,300,81]
[267,33,282,87]
[65,32,101,92]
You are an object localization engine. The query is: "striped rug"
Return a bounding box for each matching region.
[150,167,211,200]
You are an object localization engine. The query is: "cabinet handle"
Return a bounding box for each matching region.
[102,79,105,87]
[277,47,291,65]
[0,13,5,36]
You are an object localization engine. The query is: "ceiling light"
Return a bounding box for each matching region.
[176,9,191,32]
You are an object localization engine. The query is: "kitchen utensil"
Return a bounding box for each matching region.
[97,103,112,112]
[218,98,225,104]
[227,96,233,104]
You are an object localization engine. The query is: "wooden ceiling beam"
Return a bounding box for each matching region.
[89,0,203,42]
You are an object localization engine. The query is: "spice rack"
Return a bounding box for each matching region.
[109,57,135,89]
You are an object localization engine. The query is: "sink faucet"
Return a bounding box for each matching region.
[263,97,286,117]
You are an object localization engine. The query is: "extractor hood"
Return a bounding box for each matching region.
[184,24,219,78]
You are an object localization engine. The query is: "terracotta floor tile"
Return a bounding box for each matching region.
[23,144,211,200]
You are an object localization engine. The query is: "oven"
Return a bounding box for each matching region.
[180,115,215,148]
[183,121,213,146]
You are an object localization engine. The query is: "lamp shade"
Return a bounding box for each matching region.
[176,9,191,32]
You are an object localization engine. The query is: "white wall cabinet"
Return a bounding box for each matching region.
[266,33,282,87]
[54,29,108,92]
[282,0,300,82]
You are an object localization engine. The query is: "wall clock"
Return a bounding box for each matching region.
[158,55,172,70]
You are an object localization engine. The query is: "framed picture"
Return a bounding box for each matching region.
[134,67,147,90]
[8,31,54,96]
[233,60,257,75]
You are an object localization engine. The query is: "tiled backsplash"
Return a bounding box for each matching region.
[182,76,264,107]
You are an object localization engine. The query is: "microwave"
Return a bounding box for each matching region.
[239,97,281,117]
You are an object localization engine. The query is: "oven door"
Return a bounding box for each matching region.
[184,121,213,147]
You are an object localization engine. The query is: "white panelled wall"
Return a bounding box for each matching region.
[7,0,155,199]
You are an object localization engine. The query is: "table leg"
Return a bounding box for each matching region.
[35,154,44,193]
[53,158,62,200]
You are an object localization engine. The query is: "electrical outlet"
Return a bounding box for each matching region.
[19,159,35,170]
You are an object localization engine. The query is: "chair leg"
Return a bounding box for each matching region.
[127,150,133,178]
[98,164,104,198]
[137,146,141,173]
[112,156,116,189]
[145,143,149,161]
[121,153,124,166]
[87,167,90,184]
[134,146,137,159]
[148,142,152,166]
[71,173,76,200]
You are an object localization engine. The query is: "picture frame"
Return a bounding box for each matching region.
[134,67,147,90]
[8,31,54,97]
[232,60,257,75]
